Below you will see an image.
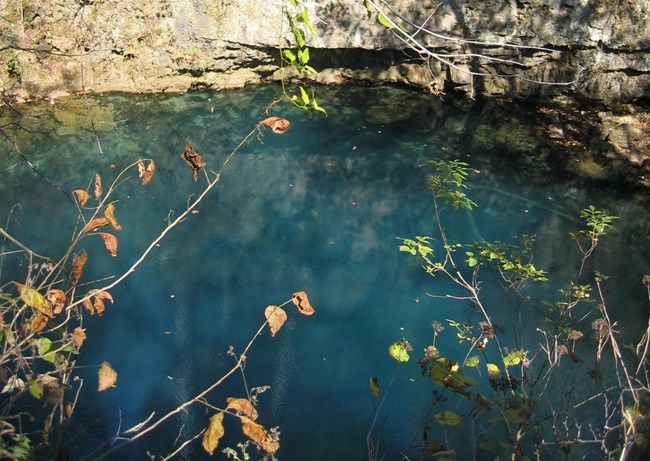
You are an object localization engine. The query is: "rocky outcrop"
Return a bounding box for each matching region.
[0,0,648,170]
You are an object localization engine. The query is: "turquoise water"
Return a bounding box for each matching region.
[1,85,649,460]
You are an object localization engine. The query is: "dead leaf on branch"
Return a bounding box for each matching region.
[73,190,90,206]
[94,173,103,201]
[82,217,110,234]
[31,312,49,333]
[72,327,86,348]
[46,289,66,315]
[82,289,113,316]
[264,305,287,337]
[100,233,118,257]
[261,117,291,134]
[181,144,206,182]
[103,203,122,231]
[137,160,155,186]
[226,397,259,421]
[291,291,315,316]
[202,411,225,455]
[71,250,88,282]
[240,417,280,454]
[98,361,117,391]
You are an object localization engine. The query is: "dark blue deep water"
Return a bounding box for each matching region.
[1,85,649,460]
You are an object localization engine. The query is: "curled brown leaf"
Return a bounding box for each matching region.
[181,144,206,182]
[226,397,259,421]
[82,289,113,316]
[82,217,110,234]
[94,173,103,201]
[202,412,225,455]
[138,160,155,186]
[73,190,90,206]
[240,417,280,454]
[103,203,122,231]
[31,312,49,333]
[46,289,66,315]
[261,116,290,134]
[291,291,315,316]
[72,327,87,348]
[100,233,118,257]
[71,250,88,282]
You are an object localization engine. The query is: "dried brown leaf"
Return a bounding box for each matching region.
[240,417,279,454]
[82,298,95,315]
[94,173,102,201]
[46,289,66,315]
[100,233,118,257]
[202,412,225,455]
[73,189,90,206]
[226,397,259,421]
[72,327,87,348]
[71,250,88,282]
[291,291,315,316]
[98,361,117,391]
[137,160,146,179]
[141,160,155,186]
[264,305,287,337]
[103,203,122,231]
[261,117,291,134]
[83,217,110,234]
[181,144,206,182]
[83,290,113,316]
[31,312,49,333]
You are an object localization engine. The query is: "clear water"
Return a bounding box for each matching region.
[1,85,649,460]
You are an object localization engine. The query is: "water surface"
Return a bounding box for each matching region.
[1,85,649,460]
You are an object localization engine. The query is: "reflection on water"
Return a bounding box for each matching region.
[1,85,649,460]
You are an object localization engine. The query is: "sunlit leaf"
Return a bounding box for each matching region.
[261,117,291,134]
[370,377,380,398]
[226,397,259,420]
[142,160,155,186]
[94,173,103,201]
[388,341,410,362]
[264,305,287,337]
[98,361,117,391]
[82,217,110,234]
[37,337,52,356]
[100,233,118,257]
[72,327,87,348]
[181,144,207,182]
[291,291,314,316]
[240,417,280,454]
[503,351,523,367]
[15,283,52,317]
[486,363,501,377]
[202,412,225,455]
[71,250,88,282]
[73,189,90,206]
[464,356,480,368]
[376,12,393,29]
[299,86,310,105]
[103,203,122,231]
[434,410,462,426]
[46,289,66,315]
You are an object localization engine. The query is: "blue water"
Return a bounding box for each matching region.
[1,85,649,460]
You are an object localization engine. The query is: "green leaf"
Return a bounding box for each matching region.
[281,49,297,64]
[464,356,480,368]
[299,86,310,105]
[503,351,523,367]
[363,0,373,18]
[434,410,462,426]
[37,337,52,356]
[388,342,410,362]
[376,12,393,29]
[486,363,501,377]
[29,378,44,400]
[311,93,327,115]
[297,9,315,33]
[298,47,310,65]
[292,27,305,47]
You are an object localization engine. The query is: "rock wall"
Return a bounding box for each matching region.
[1,0,648,104]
